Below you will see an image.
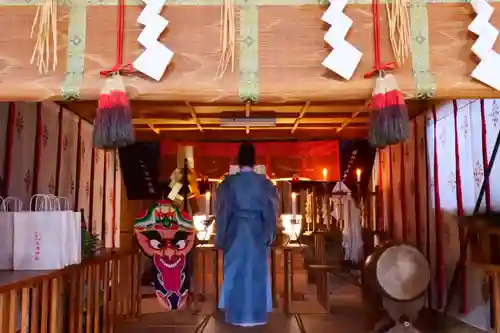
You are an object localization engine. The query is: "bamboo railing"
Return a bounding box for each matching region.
[0,249,142,333]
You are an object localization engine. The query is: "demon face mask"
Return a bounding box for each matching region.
[134,200,195,311]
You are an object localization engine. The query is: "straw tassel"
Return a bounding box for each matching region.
[216,0,236,78]
[385,0,411,67]
[95,0,136,149]
[30,0,60,74]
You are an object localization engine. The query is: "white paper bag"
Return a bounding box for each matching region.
[13,195,65,270]
[0,197,12,269]
[0,212,14,269]
[66,211,82,265]
[44,195,71,267]
[54,197,72,266]
[75,212,82,264]
[0,196,23,270]
[53,196,82,266]
[13,211,66,270]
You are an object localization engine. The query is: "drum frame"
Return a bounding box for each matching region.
[363,241,431,303]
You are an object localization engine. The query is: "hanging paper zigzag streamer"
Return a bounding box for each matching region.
[134,201,195,311]
[321,0,363,80]
[166,146,200,205]
[133,0,174,81]
[469,0,500,90]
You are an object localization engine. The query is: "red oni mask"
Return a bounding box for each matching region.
[136,224,195,310]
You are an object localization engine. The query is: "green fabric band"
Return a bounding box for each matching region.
[61,1,87,101]
[237,0,259,103]
[410,0,436,99]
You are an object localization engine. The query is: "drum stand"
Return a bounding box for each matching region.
[373,296,425,333]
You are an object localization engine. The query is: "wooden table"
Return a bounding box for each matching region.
[281,243,307,314]
[196,243,307,314]
[193,244,220,308]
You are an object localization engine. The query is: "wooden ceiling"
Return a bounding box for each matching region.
[60,100,431,141]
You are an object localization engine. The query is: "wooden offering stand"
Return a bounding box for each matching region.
[192,243,219,305]
[459,213,500,332]
[306,229,342,312]
[280,243,308,314]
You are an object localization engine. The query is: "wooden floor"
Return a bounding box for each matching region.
[117,273,484,333]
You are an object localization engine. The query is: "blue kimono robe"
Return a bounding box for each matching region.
[215,170,278,326]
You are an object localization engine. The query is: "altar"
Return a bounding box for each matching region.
[126,140,376,326]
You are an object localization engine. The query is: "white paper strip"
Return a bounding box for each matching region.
[321,0,362,80]
[469,0,500,90]
[133,0,173,81]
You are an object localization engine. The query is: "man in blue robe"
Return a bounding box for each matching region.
[215,142,278,327]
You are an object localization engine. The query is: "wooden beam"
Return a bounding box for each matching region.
[60,100,427,121]
[133,117,369,125]
[185,102,204,132]
[135,103,369,116]
[147,122,160,135]
[245,103,250,134]
[336,101,370,133]
[135,127,368,142]
[291,102,311,134]
[135,126,368,131]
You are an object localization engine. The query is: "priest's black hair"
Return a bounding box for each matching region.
[237,141,256,167]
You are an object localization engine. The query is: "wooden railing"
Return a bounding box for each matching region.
[0,249,142,333]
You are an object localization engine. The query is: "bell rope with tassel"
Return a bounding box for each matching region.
[368,73,410,147]
[365,0,410,148]
[94,0,135,149]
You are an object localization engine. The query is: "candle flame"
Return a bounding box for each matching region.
[322,168,328,179]
[205,192,211,199]
[291,192,297,200]
[356,169,362,177]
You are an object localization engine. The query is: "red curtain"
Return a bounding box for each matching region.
[160,140,340,181]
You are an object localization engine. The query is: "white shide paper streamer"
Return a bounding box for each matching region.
[133,0,174,81]
[469,0,500,90]
[321,0,363,80]
[332,182,364,263]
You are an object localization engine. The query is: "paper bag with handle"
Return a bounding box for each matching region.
[13,195,68,270]
[0,196,23,269]
[55,196,82,266]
